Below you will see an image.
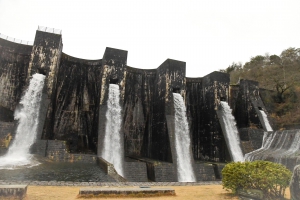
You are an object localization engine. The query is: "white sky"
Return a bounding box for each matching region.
[0,0,299,77]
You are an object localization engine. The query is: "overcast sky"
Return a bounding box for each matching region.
[0,0,299,77]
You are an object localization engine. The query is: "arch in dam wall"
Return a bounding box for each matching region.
[0,28,274,166]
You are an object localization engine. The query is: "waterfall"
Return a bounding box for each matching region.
[219,101,244,162]
[0,73,45,169]
[173,93,196,182]
[259,110,273,132]
[101,84,124,177]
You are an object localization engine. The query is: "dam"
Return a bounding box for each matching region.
[0,26,281,182]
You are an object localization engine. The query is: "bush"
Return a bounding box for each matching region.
[222,161,292,200]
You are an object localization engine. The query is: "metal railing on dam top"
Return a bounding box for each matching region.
[0,26,62,46]
[38,26,62,35]
[0,33,34,46]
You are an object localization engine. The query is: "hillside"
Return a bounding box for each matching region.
[220,47,300,129]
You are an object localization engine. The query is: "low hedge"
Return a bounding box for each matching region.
[222,161,292,200]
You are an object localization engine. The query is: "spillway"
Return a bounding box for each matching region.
[245,130,300,170]
[173,93,196,182]
[101,84,124,177]
[219,101,244,162]
[259,110,273,132]
[0,73,45,169]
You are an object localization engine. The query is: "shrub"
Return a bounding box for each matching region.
[222,161,292,200]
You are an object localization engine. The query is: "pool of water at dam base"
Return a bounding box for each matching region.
[0,156,115,182]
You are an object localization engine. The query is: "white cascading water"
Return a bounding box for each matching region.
[245,131,274,161]
[246,130,300,167]
[173,93,196,182]
[259,110,273,132]
[0,73,45,169]
[276,132,300,164]
[101,84,124,177]
[219,101,244,162]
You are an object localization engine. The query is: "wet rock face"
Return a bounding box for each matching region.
[186,72,230,162]
[43,54,102,153]
[291,165,300,200]
[122,67,156,158]
[234,79,266,129]
[2,31,274,162]
[186,79,204,160]
[239,128,264,154]
[100,47,127,105]
[151,59,186,162]
[28,31,62,98]
[0,106,13,122]
[0,39,31,111]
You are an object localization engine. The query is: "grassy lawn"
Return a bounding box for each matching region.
[19,185,250,200]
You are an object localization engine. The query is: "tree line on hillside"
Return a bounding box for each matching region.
[221,47,300,104]
[220,47,300,127]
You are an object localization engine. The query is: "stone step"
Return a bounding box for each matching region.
[79,187,175,197]
[0,185,28,199]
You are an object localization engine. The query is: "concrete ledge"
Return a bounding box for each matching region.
[0,185,27,199]
[79,187,175,196]
[128,157,177,182]
[97,157,126,182]
[124,161,148,182]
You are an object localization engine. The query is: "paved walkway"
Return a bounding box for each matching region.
[0,180,222,186]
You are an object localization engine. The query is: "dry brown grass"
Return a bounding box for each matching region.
[23,185,291,200]
[23,185,235,200]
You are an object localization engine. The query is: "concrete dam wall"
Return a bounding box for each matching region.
[0,27,277,181]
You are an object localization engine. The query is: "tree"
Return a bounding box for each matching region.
[220,62,242,73]
[280,47,300,66]
[264,64,295,103]
[244,55,265,70]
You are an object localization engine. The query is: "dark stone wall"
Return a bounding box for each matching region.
[97,47,127,156]
[0,31,278,171]
[27,30,62,95]
[229,85,239,113]
[186,78,204,160]
[0,106,14,122]
[0,38,31,111]
[122,67,156,158]
[239,128,264,154]
[43,53,102,153]
[234,79,267,129]
[99,47,127,105]
[27,31,63,142]
[31,139,98,162]
[143,161,178,182]
[151,59,186,162]
[0,121,15,146]
[186,72,230,162]
[194,163,216,181]
[203,72,230,162]
[124,161,148,182]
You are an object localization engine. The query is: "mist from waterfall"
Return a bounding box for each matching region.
[102,84,124,177]
[173,93,196,182]
[219,101,244,162]
[0,73,45,169]
[259,110,273,132]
